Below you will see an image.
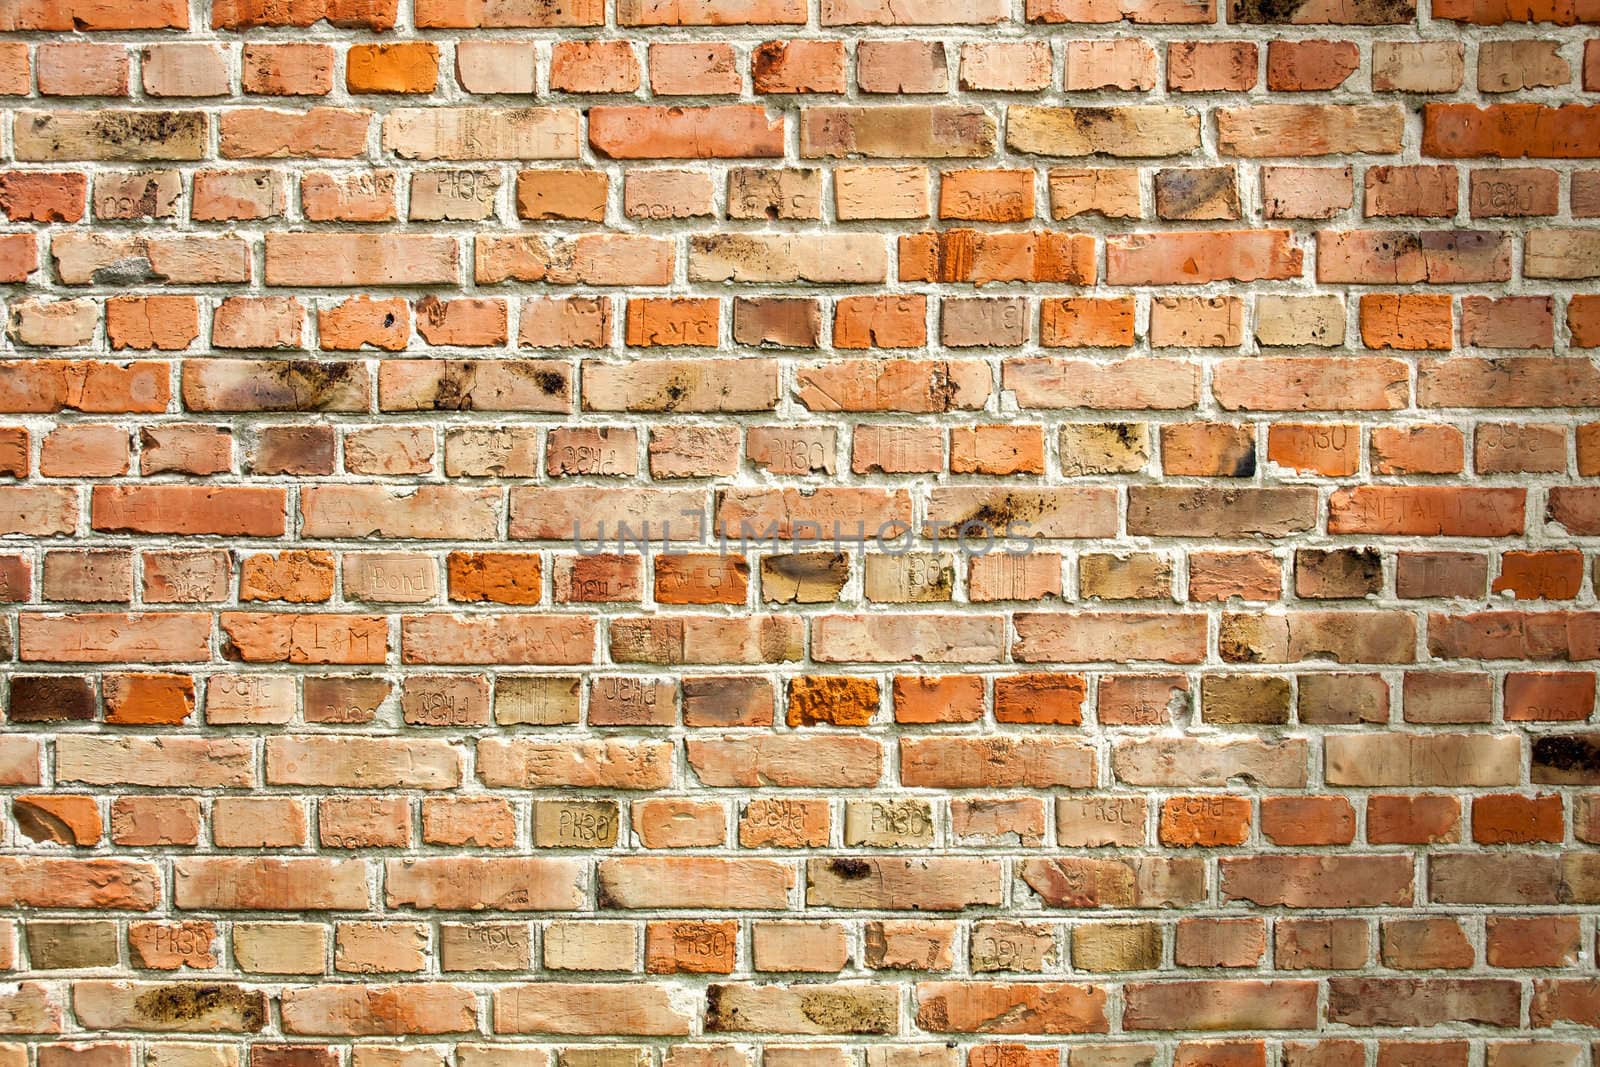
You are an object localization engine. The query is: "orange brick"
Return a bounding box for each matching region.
[1360,294,1454,350]
[1159,796,1251,847]
[347,43,440,93]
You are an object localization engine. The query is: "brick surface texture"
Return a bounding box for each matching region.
[2,0,1600,1064]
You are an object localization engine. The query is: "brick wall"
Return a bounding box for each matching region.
[2,0,1600,1063]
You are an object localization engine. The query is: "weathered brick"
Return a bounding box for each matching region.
[1,6,1593,1057]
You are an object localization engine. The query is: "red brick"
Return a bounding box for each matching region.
[1472,793,1564,844]
[1267,40,1358,90]
[1169,41,1258,92]
[1424,104,1600,158]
